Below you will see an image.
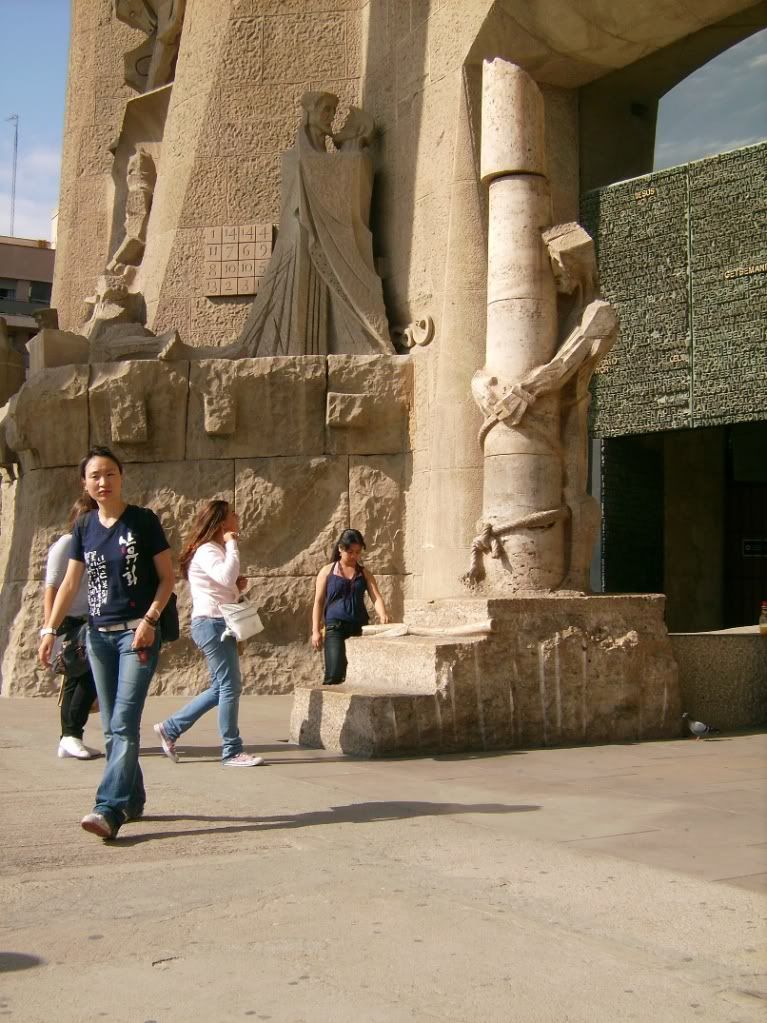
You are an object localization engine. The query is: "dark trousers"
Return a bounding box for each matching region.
[60,667,97,739]
[323,620,362,684]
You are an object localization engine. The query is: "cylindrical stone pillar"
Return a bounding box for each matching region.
[478,59,564,591]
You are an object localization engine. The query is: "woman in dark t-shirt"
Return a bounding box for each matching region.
[38,446,175,841]
[311,528,389,685]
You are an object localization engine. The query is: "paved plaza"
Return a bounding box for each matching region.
[1,695,765,1023]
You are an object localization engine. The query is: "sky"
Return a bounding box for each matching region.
[0,4,765,241]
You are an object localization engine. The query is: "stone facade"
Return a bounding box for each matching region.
[0,356,411,697]
[3,0,764,751]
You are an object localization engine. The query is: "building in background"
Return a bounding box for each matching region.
[584,142,767,631]
[0,236,55,359]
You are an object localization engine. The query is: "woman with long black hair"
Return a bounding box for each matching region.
[38,446,175,840]
[311,528,389,685]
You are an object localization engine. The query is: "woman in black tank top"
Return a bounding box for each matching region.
[311,529,389,685]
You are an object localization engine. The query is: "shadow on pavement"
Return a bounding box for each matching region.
[116,800,541,845]
[0,952,45,973]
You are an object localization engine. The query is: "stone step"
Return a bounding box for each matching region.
[344,633,487,695]
[289,594,683,757]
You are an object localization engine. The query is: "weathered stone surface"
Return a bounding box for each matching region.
[5,367,89,472]
[2,468,86,584]
[89,361,189,462]
[152,576,320,696]
[235,456,349,576]
[119,459,234,556]
[0,321,26,407]
[291,594,681,755]
[187,358,326,460]
[263,15,347,83]
[0,581,58,698]
[349,455,408,574]
[326,355,413,454]
[26,329,90,375]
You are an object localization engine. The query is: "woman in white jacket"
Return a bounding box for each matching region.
[153,499,263,767]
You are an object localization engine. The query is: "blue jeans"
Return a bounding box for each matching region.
[162,617,243,761]
[86,627,161,832]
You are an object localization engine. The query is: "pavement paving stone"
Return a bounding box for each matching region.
[1,695,765,1022]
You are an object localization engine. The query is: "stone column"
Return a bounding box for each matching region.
[477,58,564,592]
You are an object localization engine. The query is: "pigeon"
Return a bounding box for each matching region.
[682,712,721,739]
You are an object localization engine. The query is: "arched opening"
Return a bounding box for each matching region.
[654,26,767,169]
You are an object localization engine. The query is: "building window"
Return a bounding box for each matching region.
[0,278,17,301]
[29,280,52,304]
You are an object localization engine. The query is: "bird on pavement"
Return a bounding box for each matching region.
[682,712,722,739]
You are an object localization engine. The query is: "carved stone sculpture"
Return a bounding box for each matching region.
[235,93,393,358]
[115,0,186,93]
[82,267,144,342]
[107,146,156,271]
[465,60,618,593]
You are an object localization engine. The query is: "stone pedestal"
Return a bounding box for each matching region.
[290,594,682,756]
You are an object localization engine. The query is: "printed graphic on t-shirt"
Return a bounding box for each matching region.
[120,530,138,588]
[84,550,109,618]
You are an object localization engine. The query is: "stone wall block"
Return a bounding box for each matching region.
[238,575,318,693]
[326,355,413,454]
[148,579,211,696]
[368,574,407,623]
[89,361,189,463]
[263,14,347,83]
[221,16,264,81]
[2,468,84,583]
[188,357,326,459]
[349,455,408,574]
[26,330,91,375]
[122,459,235,556]
[6,367,89,472]
[0,581,58,697]
[227,152,282,224]
[235,455,349,576]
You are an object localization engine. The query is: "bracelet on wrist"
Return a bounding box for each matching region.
[144,616,158,627]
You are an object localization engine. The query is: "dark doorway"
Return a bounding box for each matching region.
[723,422,767,627]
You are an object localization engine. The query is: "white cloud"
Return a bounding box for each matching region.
[20,144,62,180]
[0,191,57,241]
[0,140,61,241]
[749,53,767,69]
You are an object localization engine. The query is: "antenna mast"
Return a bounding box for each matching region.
[5,114,19,236]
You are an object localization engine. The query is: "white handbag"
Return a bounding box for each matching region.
[219,598,264,642]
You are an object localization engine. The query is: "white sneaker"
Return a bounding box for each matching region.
[222,752,264,767]
[153,722,179,763]
[58,736,100,760]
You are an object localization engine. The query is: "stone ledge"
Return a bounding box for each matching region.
[290,594,682,756]
[670,631,767,730]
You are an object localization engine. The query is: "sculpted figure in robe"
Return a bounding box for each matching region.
[236,92,393,357]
